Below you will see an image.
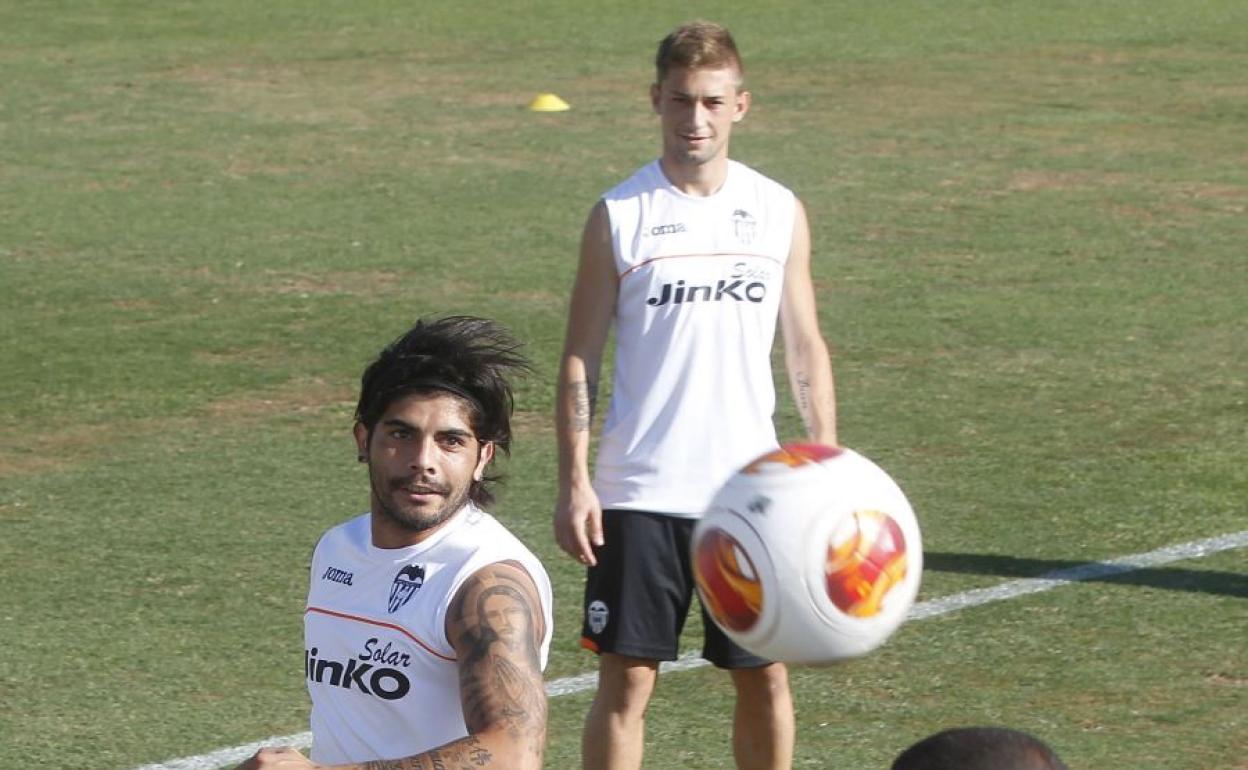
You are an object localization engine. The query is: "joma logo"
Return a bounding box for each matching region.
[649,223,687,236]
[321,567,354,586]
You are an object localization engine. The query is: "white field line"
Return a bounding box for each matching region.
[129,530,1248,770]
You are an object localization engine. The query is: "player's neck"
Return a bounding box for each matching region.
[659,154,730,197]
[372,515,431,549]
[369,503,461,549]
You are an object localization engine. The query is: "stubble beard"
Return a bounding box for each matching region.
[667,134,730,175]
[672,136,716,166]
[370,470,471,535]
[677,149,712,166]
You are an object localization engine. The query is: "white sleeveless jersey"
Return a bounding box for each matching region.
[595,159,796,517]
[304,505,553,765]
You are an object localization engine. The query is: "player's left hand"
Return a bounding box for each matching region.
[234,746,318,770]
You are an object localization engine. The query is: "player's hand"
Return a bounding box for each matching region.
[554,483,604,566]
[234,746,318,770]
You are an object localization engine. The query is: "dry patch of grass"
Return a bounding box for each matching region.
[511,409,554,443]
[1005,170,1132,193]
[256,270,405,297]
[203,375,354,422]
[0,375,354,478]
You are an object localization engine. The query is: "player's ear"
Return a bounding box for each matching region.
[650,82,662,114]
[473,440,495,482]
[733,88,751,123]
[353,421,369,462]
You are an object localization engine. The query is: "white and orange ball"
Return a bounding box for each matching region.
[692,444,922,664]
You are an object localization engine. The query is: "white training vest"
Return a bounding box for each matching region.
[594,159,797,517]
[304,505,553,764]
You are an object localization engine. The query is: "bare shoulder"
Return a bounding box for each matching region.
[584,197,610,233]
[789,195,811,257]
[447,560,546,652]
[564,199,619,351]
[792,193,809,219]
[579,199,615,267]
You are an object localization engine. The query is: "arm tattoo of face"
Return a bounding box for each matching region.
[449,568,548,755]
[569,379,597,432]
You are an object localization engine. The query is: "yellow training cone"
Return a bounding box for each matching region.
[529,93,570,112]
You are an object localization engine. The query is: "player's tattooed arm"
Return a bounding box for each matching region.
[328,564,546,770]
[780,196,838,446]
[447,561,547,766]
[568,378,598,432]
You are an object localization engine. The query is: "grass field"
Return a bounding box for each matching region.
[1,1,1245,768]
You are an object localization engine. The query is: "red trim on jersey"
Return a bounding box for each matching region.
[580,636,600,654]
[619,252,785,280]
[305,606,457,662]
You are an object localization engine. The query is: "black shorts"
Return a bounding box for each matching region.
[580,509,770,669]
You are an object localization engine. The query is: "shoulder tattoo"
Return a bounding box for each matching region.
[447,563,547,754]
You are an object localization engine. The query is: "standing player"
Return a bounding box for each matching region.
[553,21,838,770]
[239,316,552,770]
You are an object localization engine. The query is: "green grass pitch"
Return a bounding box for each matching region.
[1,1,1245,768]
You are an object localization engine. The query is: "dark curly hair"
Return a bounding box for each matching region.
[892,727,1069,770]
[355,315,530,509]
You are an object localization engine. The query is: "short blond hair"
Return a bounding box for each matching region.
[654,21,743,85]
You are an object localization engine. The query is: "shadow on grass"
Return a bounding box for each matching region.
[923,551,1248,598]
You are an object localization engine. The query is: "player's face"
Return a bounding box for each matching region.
[356,392,493,546]
[651,65,750,171]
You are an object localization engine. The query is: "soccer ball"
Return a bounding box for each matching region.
[692,443,922,664]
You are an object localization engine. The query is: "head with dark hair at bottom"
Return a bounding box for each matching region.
[354,316,529,542]
[891,727,1069,770]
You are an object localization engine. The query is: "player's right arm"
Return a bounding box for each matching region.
[554,200,618,565]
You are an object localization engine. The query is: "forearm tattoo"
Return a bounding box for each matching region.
[569,379,597,432]
[795,372,813,434]
[361,735,492,770]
